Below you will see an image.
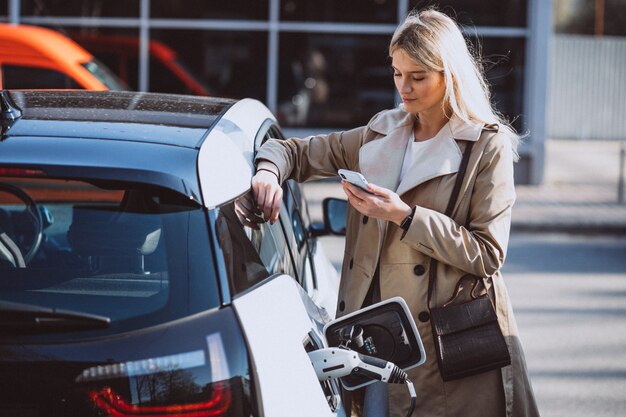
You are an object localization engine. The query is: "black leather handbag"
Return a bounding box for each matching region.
[430,274,511,381]
[427,140,511,381]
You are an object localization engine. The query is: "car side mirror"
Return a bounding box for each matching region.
[323,297,426,390]
[322,198,347,236]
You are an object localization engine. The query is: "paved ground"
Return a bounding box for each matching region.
[504,233,626,417]
[513,139,626,234]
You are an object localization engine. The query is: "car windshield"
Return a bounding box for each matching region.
[0,176,218,332]
[81,59,128,91]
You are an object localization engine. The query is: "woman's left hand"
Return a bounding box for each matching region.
[341,181,412,226]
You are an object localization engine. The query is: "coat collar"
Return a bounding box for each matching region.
[360,109,483,196]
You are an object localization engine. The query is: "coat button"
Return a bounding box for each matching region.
[418,311,430,322]
[349,259,354,270]
[413,264,426,276]
[339,300,345,312]
[362,215,369,224]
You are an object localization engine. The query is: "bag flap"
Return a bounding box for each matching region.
[431,296,498,336]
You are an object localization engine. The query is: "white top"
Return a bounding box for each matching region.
[399,122,456,181]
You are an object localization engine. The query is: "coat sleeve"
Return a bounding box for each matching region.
[400,132,516,278]
[254,126,368,183]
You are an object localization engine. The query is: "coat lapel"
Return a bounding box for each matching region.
[394,114,485,196]
[358,110,413,192]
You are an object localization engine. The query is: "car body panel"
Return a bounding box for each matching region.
[0,308,253,416]
[198,98,275,209]
[233,274,345,417]
[307,239,341,320]
[7,90,232,147]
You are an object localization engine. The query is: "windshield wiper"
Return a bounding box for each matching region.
[0,300,111,332]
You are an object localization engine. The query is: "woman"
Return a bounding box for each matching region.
[252,8,539,417]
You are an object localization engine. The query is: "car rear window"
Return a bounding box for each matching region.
[0,176,219,334]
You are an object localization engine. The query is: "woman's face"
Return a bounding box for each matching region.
[391,48,446,116]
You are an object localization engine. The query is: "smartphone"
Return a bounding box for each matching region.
[338,169,372,193]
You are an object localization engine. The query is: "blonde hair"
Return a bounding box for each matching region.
[389,8,520,159]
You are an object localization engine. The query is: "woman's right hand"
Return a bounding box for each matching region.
[251,170,283,224]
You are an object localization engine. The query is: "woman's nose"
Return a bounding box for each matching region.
[398,77,412,94]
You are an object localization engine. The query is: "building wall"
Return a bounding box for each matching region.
[549,34,626,140]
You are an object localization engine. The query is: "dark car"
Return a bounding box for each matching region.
[0,90,425,417]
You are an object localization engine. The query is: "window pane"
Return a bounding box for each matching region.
[281,0,397,23]
[0,177,218,329]
[21,0,138,17]
[409,0,527,27]
[2,65,82,89]
[66,27,140,90]
[278,33,394,128]
[554,0,594,34]
[216,195,296,295]
[602,0,626,36]
[151,29,267,100]
[474,36,526,131]
[554,0,626,36]
[151,0,269,20]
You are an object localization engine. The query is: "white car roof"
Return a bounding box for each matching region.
[197,98,276,208]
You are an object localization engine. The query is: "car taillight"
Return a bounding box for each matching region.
[81,334,237,417]
[88,383,231,417]
[0,167,46,177]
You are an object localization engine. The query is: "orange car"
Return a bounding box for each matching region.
[0,23,125,90]
[71,33,210,96]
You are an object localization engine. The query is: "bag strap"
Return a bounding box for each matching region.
[427,140,474,308]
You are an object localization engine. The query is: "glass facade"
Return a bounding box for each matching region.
[554,0,626,36]
[21,0,139,17]
[8,0,544,183]
[473,37,526,131]
[150,29,268,100]
[280,0,398,23]
[151,0,270,20]
[410,0,527,27]
[278,33,393,128]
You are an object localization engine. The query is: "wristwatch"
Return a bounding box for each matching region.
[399,207,416,231]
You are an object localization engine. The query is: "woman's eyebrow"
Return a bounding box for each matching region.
[390,65,428,74]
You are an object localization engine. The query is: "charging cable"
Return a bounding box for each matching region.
[309,347,417,417]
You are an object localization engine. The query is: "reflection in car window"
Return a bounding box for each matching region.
[82,59,128,90]
[0,176,219,329]
[215,192,295,295]
[2,65,83,89]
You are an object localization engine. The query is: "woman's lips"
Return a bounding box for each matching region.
[402,98,416,104]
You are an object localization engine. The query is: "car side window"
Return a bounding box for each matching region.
[2,65,82,89]
[261,127,318,293]
[215,193,296,295]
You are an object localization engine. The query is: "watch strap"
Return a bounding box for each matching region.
[400,206,416,231]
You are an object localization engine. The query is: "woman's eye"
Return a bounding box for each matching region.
[412,77,425,82]
[393,73,401,77]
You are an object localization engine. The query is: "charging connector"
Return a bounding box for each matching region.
[308,347,407,384]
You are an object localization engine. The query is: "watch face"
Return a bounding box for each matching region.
[401,215,412,230]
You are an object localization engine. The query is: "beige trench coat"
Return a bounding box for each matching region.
[256,108,539,417]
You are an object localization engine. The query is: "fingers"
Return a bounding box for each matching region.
[251,171,283,224]
[342,181,367,200]
[342,181,367,211]
[234,193,263,229]
[366,182,390,197]
[266,187,283,224]
[257,186,282,223]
